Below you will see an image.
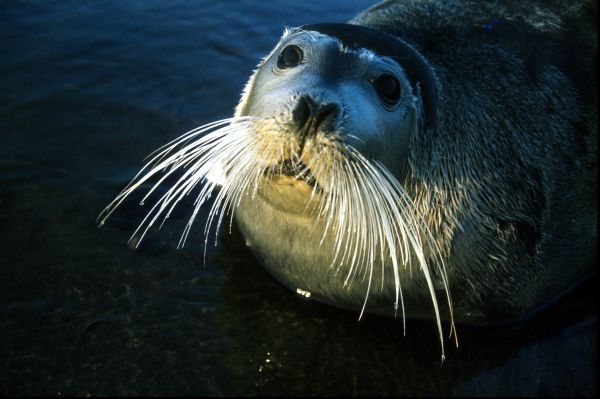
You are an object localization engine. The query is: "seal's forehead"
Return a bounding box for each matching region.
[278,27,382,63]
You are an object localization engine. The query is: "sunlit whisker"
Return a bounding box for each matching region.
[100,114,456,360]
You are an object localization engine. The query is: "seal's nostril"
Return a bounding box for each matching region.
[314,103,339,132]
[292,95,339,134]
[292,95,314,129]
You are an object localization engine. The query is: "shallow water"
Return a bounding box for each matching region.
[0,0,596,396]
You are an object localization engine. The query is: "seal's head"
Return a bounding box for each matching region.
[235,24,436,199]
[236,29,422,182]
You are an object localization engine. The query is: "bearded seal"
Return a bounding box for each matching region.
[100,0,597,358]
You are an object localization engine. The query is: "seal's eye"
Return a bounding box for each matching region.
[277,45,303,69]
[374,74,401,105]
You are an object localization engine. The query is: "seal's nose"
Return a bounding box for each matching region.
[292,95,340,136]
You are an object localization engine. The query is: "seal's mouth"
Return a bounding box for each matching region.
[270,159,318,188]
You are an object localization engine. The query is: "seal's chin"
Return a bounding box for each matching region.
[258,159,323,215]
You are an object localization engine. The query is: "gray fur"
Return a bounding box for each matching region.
[232,0,598,325]
[350,0,597,320]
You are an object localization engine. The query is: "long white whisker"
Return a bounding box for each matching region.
[333,143,454,359]
[99,112,456,361]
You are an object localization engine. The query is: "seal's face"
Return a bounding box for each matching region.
[235,29,421,212]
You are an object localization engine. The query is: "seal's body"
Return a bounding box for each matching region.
[102,0,597,354]
[233,0,597,324]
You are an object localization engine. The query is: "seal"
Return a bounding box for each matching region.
[100,0,597,358]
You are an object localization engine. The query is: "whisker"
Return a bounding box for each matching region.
[99,113,456,360]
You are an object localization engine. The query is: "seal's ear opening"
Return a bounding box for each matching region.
[300,23,438,129]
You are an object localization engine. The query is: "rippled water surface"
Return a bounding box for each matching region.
[0,1,596,396]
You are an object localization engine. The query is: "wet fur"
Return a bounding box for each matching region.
[101,0,597,360]
[352,0,597,319]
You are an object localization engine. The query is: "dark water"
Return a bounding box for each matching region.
[0,1,596,396]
